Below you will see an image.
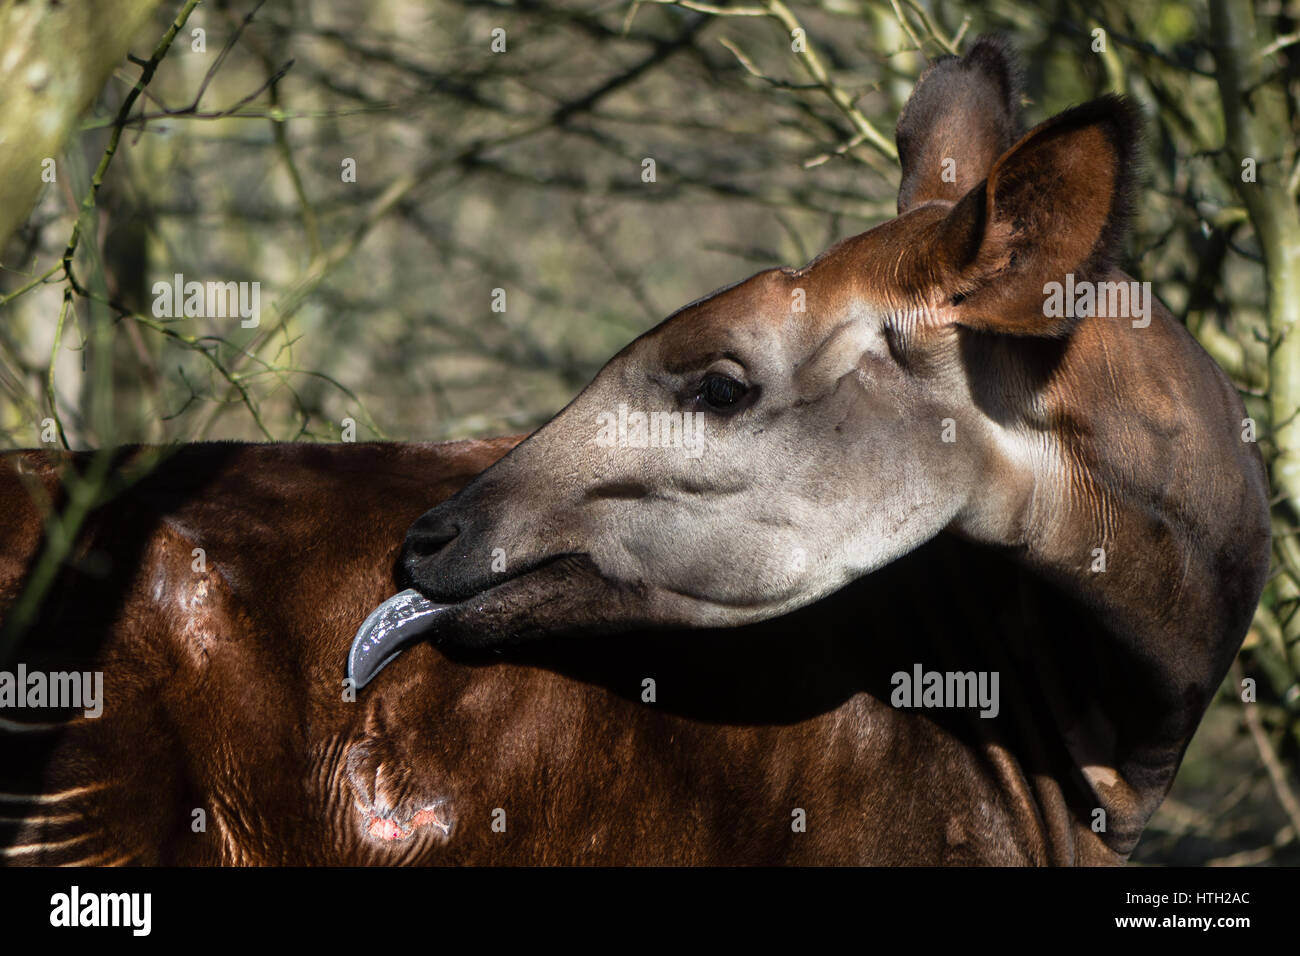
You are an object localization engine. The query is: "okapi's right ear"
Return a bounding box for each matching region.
[921,94,1142,336]
[895,35,1023,214]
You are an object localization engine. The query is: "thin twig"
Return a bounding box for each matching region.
[1232,661,1300,845]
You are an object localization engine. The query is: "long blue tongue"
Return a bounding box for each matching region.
[347,589,451,689]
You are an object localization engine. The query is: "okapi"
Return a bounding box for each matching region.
[0,37,1270,865]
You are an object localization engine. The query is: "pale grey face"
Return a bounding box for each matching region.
[359,62,1153,678]
[401,247,1009,632]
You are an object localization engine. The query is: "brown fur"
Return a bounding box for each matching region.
[0,38,1270,865]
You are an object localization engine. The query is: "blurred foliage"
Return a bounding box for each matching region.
[0,0,1297,863]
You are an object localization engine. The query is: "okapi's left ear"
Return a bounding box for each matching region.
[926,94,1142,336]
[896,35,1024,214]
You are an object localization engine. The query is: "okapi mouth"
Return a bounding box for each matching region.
[346,552,590,689]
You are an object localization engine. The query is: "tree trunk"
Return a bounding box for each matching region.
[0,0,165,251]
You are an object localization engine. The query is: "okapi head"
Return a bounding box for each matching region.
[354,39,1269,744]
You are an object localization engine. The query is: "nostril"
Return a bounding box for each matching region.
[406,525,459,558]
[403,516,461,560]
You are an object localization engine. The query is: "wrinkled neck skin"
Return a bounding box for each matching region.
[932,279,1269,860]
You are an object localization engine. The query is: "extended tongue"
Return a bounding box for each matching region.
[347,589,452,689]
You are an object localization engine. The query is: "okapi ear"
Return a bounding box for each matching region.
[895,35,1023,214]
[927,94,1142,336]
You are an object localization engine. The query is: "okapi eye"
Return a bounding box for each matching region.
[699,373,748,410]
